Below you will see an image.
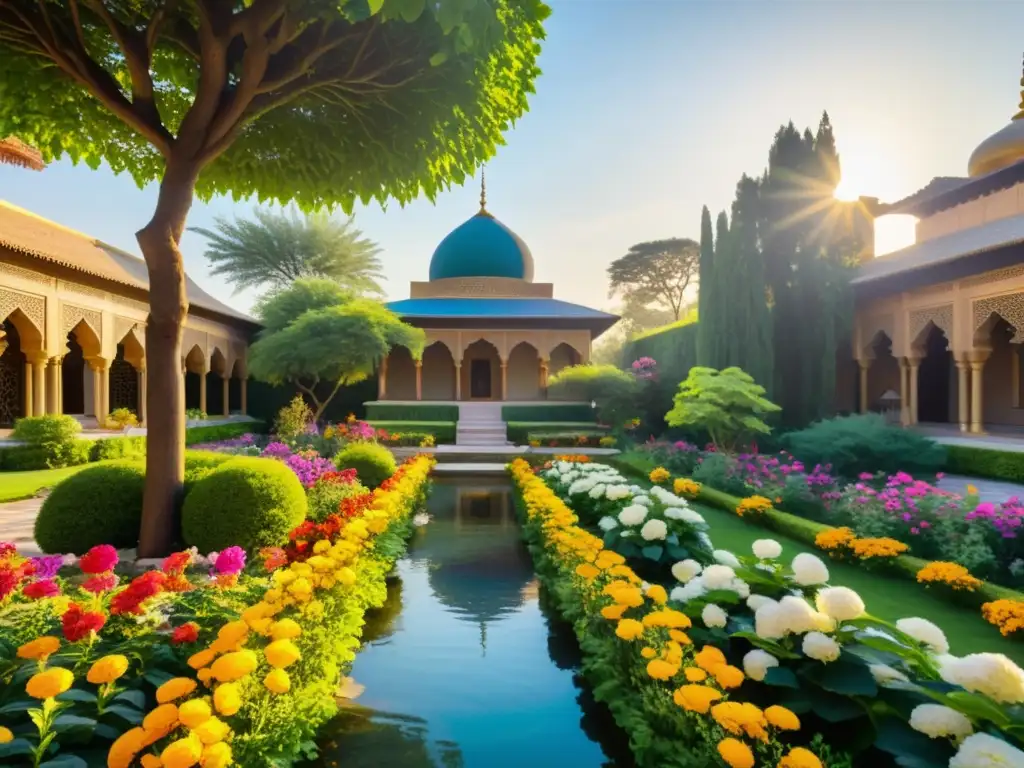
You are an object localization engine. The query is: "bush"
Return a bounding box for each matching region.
[183,450,236,492]
[185,420,266,445]
[507,421,608,445]
[366,420,455,444]
[90,436,146,462]
[783,413,946,480]
[274,395,314,440]
[34,461,146,553]
[185,407,207,421]
[526,430,609,447]
[501,404,596,422]
[306,475,368,522]
[364,402,459,421]
[182,456,307,553]
[104,407,139,429]
[548,364,641,429]
[334,442,396,489]
[0,442,90,471]
[945,445,1024,483]
[11,414,88,468]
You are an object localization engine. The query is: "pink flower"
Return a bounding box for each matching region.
[910,527,920,535]
[858,472,874,481]
[79,545,118,574]
[23,578,60,599]
[212,546,246,576]
[82,573,119,594]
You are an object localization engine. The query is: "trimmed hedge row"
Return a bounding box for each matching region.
[366,420,456,443]
[501,403,595,422]
[506,421,608,445]
[944,443,1024,483]
[364,402,459,421]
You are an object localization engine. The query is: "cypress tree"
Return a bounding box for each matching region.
[712,210,735,370]
[696,205,715,367]
[730,175,774,394]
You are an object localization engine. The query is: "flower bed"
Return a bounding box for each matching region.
[0,455,433,767]
[513,458,1024,768]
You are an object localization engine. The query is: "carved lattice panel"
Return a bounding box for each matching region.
[62,303,102,338]
[0,323,24,427]
[909,305,953,344]
[108,357,138,413]
[0,263,51,285]
[0,288,45,334]
[973,293,1024,342]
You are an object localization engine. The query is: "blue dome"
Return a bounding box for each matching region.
[429,212,534,281]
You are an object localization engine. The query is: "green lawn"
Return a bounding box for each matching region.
[693,501,1024,663]
[0,461,119,503]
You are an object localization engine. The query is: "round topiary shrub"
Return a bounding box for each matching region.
[184,450,235,493]
[334,442,397,489]
[306,474,369,522]
[182,456,307,553]
[34,461,145,554]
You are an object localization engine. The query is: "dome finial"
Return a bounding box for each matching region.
[478,167,493,218]
[1015,52,1024,120]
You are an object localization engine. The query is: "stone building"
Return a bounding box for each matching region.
[0,201,255,428]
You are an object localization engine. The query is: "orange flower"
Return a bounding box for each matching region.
[694,645,726,673]
[672,685,722,714]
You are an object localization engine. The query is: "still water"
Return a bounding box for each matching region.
[311,475,631,768]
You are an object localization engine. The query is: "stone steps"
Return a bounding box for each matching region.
[455,402,508,446]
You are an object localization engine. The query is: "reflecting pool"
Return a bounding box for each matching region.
[310,475,631,768]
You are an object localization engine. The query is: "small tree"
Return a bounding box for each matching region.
[249,279,423,420]
[608,238,700,321]
[548,364,640,430]
[665,366,780,452]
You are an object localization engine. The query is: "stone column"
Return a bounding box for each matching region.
[970,360,986,434]
[540,359,549,399]
[500,361,508,401]
[378,356,388,400]
[415,360,423,401]
[240,378,247,415]
[23,361,32,418]
[91,362,103,423]
[455,362,462,401]
[138,369,147,426]
[908,357,921,425]
[898,358,909,426]
[955,360,969,432]
[46,357,60,414]
[857,359,871,413]
[55,357,63,415]
[100,361,109,423]
[198,368,208,415]
[222,375,230,417]
[31,354,46,416]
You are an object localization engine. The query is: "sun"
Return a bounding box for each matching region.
[833,176,863,202]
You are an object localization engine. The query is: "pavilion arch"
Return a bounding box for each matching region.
[913,322,955,424]
[421,341,456,400]
[0,310,39,426]
[62,320,102,415]
[387,345,418,400]
[2,307,43,355]
[116,326,146,371]
[462,339,502,400]
[974,310,1017,348]
[209,347,228,377]
[68,318,101,359]
[863,330,901,413]
[183,344,206,412]
[183,344,206,374]
[548,342,582,377]
[506,341,541,400]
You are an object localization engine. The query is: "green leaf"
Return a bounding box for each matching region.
[102,705,143,725]
[57,689,98,704]
[0,699,34,715]
[805,657,878,697]
[641,545,664,561]
[367,0,385,14]
[112,690,145,710]
[429,51,449,67]
[40,757,89,768]
[800,690,865,723]
[762,667,799,688]
[0,739,35,758]
[54,714,98,732]
[942,692,1012,727]
[873,716,954,768]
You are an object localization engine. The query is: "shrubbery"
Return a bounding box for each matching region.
[89,436,146,461]
[274,394,314,440]
[182,456,307,552]
[306,472,368,522]
[548,363,640,429]
[334,441,396,488]
[11,414,88,468]
[783,413,946,480]
[33,461,145,553]
[183,449,235,491]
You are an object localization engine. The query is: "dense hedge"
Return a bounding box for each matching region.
[90,436,147,461]
[945,444,1024,483]
[335,442,397,489]
[501,403,596,422]
[507,421,610,444]
[184,420,266,444]
[364,402,460,421]
[245,376,374,425]
[620,321,699,434]
[367,420,456,443]
[0,443,89,471]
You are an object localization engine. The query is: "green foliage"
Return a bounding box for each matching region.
[945,445,1024,484]
[548,364,640,429]
[334,442,397,489]
[105,407,139,429]
[367,421,455,444]
[665,366,781,452]
[506,422,608,444]
[11,415,87,468]
[90,436,147,462]
[621,321,699,437]
[784,413,947,480]
[275,395,315,440]
[183,450,236,492]
[193,208,384,298]
[185,421,267,445]
[695,205,715,366]
[182,457,308,553]
[34,461,145,553]
[607,238,700,321]
[365,403,460,421]
[186,408,208,421]
[501,404,596,422]
[306,477,369,523]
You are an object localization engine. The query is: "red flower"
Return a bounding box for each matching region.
[0,542,16,558]
[162,551,192,574]
[62,602,106,641]
[82,573,119,594]
[0,562,29,600]
[23,578,60,599]
[79,545,118,574]
[171,622,199,645]
[259,547,288,572]
[110,570,166,615]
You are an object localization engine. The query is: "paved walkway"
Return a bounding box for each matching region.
[0,497,43,555]
[935,473,1024,503]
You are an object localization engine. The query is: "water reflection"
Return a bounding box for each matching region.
[310,477,627,768]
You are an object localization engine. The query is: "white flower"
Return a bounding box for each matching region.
[814,586,866,622]
[950,733,1024,768]
[713,549,741,568]
[628,484,645,495]
[778,595,819,635]
[606,485,631,501]
[618,505,648,526]
[679,508,706,525]
[743,649,779,682]
[589,484,607,499]
[671,578,707,603]
[701,564,736,590]
[909,704,973,741]
[598,516,619,532]
[896,617,949,655]
[791,553,830,585]
[747,595,775,612]
[802,631,841,662]
[702,604,728,628]
[940,653,1024,704]
[568,478,597,495]
[811,611,836,633]
[412,512,431,527]
[640,519,668,541]
[869,664,908,685]
[671,559,702,583]
[755,602,786,640]
[698,533,713,550]
[632,495,653,507]
[752,539,783,559]
[732,579,751,598]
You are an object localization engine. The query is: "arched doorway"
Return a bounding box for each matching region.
[462,340,501,400]
[549,342,581,378]
[977,315,1019,427]
[184,345,206,413]
[386,346,417,400]
[63,320,101,415]
[864,332,900,417]
[915,323,953,424]
[207,348,228,417]
[422,342,456,400]
[0,319,25,426]
[109,344,140,414]
[507,342,540,400]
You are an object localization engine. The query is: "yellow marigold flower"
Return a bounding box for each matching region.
[981,599,1024,637]
[672,685,722,714]
[615,619,645,641]
[779,747,824,768]
[140,755,163,768]
[718,738,755,768]
[612,586,645,608]
[179,699,212,729]
[265,639,301,669]
[595,550,625,568]
[765,704,800,731]
[967,484,978,496]
[694,645,727,673]
[249,617,273,635]
[313,539,332,554]
[642,609,692,629]
[711,701,769,741]
[213,683,241,716]
[269,618,302,641]
[242,602,273,625]
[192,716,229,746]
[850,537,908,560]
[713,664,745,689]
[601,604,628,621]
[815,526,855,553]
[0,726,12,743]
[161,733,203,768]
[108,727,147,768]
[673,478,701,497]
[608,564,640,581]
[200,742,232,768]
[684,667,707,682]
[210,621,248,653]
[157,677,198,703]
[646,659,679,680]
[17,636,60,661]
[736,495,773,517]
[143,703,180,734]
[916,561,982,591]
[26,667,74,699]
[649,467,671,484]
[669,629,692,645]
[188,650,216,670]
[197,669,214,686]
[641,647,658,659]
[210,650,258,682]
[575,563,601,580]
[264,668,291,694]
[645,584,668,604]
[87,654,129,684]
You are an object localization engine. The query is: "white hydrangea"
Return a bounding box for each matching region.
[698,532,714,550]
[555,461,572,473]
[778,595,818,635]
[713,549,741,568]
[802,631,841,663]
[755,602,786,640]
[731,579,751,598]
[671,559,702,583]
[701,565,736,590]
[665,507,705,525]
[939,653,1024,704]
[909,704,973,741]
[568,478,597,495]
[650,486,687,507]
[950,733,1024,768]
[588,484,607,499]
[869,664,909,685]
[752,539,783,559]
[606,485,632,501]
[743,649,779,682]
[814,586,866,622]
[747,595,775,612]
[896,617,949,655]
[598,516,619,532]
[632,495,653,507]
[791,553,830,585]
[811,611,836,633]
[618,505,648,526]
[702,604,728,628]
[671,578,707,603]
[628,484,645,495]
[640,519,668,541]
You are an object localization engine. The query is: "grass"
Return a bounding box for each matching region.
[0,461,120,503]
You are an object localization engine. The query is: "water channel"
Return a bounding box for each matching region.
[310,474,632,768]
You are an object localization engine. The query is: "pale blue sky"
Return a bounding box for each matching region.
[2,0,1024,314]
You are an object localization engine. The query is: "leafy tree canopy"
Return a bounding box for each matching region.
[249,278,424,419]
[665,366,780,453]
[608,238,700,321]
[548,364,640,431]
[193,208,384,297]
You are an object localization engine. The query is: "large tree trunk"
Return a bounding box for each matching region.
[136,158,200,557]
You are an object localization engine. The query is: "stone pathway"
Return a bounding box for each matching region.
[0,497,43,555]
[935,473,1024,503]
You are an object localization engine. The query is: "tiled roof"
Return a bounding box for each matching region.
[882,176,970,216]
[386,297,618,328]
[880,160,1024,218]
[0,201,254,324]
